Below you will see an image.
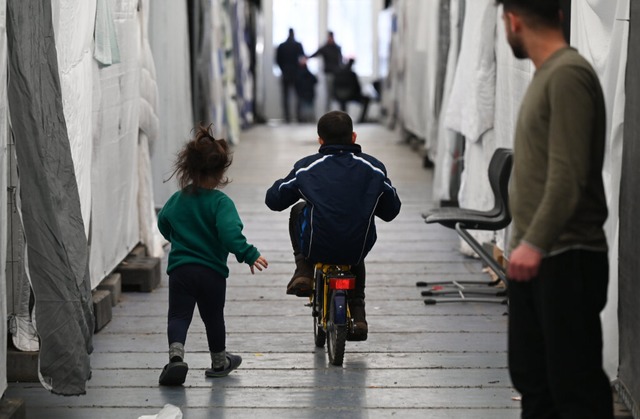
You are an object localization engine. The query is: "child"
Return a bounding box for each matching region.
[265,111,401,340]
[157,125,268,386]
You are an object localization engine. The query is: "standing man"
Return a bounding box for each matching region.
[498,0,614,418]
[276,28,305,123]
[309,31,343,111]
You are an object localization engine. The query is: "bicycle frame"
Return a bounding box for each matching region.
[312,263,356,366]
[316,263,355,328]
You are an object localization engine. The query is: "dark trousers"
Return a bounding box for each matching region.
[281,78,300,122]
[338,95,370,123]
[168,264,227,353]
[508,249,613,419]
[289,202,366,300]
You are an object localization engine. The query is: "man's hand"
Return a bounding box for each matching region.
[250,256,269,274]
[507,242,543,282]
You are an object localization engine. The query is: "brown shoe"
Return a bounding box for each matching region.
[286,276,314,296]
[348,299,368,341]
[287,254,314,297]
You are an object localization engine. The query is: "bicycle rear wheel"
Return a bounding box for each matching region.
[327,291,348,366]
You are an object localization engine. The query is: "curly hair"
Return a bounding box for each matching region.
[167,124,233,192]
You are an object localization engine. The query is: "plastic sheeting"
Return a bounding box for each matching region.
[571,0,629,381]
[137,0,164,258]
[0,0,7,397]
[396,0,439,140]
[432,0,465,202]
[6,0,93,395]
[148,0,194,206]
[444,0,496,143]
[90,0,142,287]
[446,0,498,254]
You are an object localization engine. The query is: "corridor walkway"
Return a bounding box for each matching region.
[6,123,518,418]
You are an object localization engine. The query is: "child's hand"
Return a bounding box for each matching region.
[250,256,268,274]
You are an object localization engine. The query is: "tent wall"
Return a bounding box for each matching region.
[89,1,142,287]
[2,0,258,397]
[6,0,94,395]
[618,0,640,415]
[0,0,7,397]
[570,0,630,380]
[388,0,632,407]
[148,1,194,206]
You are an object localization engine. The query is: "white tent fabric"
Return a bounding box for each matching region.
[397,0,437,139]
[148,0,194,206]
[7,0,94,394]
[445,0,498,254]
[89,1,141,288]
[570,0,630,380]
[51,0,96,239]
[137,0,164,258]
[432,0,464,202]
[416,0,439,153]
[444,0,496,143]
[0,0,7,397]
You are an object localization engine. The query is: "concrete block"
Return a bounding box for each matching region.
[93,289,112,333]
[117,256,161,292]
[6,347,38,383]
[97,273,121,306]
[0,397,26,419]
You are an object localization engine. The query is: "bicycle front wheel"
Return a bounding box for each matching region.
[327,291,348,366]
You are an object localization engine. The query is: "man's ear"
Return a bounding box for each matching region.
[351,132,357,143]
[318,137,325,145]
[506,11,522,33]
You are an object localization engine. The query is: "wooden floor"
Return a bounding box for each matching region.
[6,123,520,418]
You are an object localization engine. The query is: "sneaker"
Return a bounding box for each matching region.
[205,353,242,378]
[159,360,189,386]
[286,276,314,297]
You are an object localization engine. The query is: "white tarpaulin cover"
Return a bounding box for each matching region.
[445,0,496,143]
[433,0,464,202]
[6,0,94,395]
[90,0,141,287]
[571,0,629,381]
[148,0,194,206]
[445,0,498,254]
[137,0,164,258]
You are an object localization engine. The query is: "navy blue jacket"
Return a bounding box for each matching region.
[265,143,401,265]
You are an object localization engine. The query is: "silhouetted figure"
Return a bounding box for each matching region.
[295,58,318,122]
[276,28,305,122]
[333,59,370,123]
[309,31,342,111]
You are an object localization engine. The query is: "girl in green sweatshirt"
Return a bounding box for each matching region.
[157,125,268,386]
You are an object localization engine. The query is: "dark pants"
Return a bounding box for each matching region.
[289,202,366,300]
[338,95,370,123]
[508,250,613,419]
[168,264,227,353]
[281,77,300,122]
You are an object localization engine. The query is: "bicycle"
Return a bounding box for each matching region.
[309,263,357,366]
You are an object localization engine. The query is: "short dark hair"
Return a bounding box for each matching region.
[496,0,561,27]
[317,111,353,145]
